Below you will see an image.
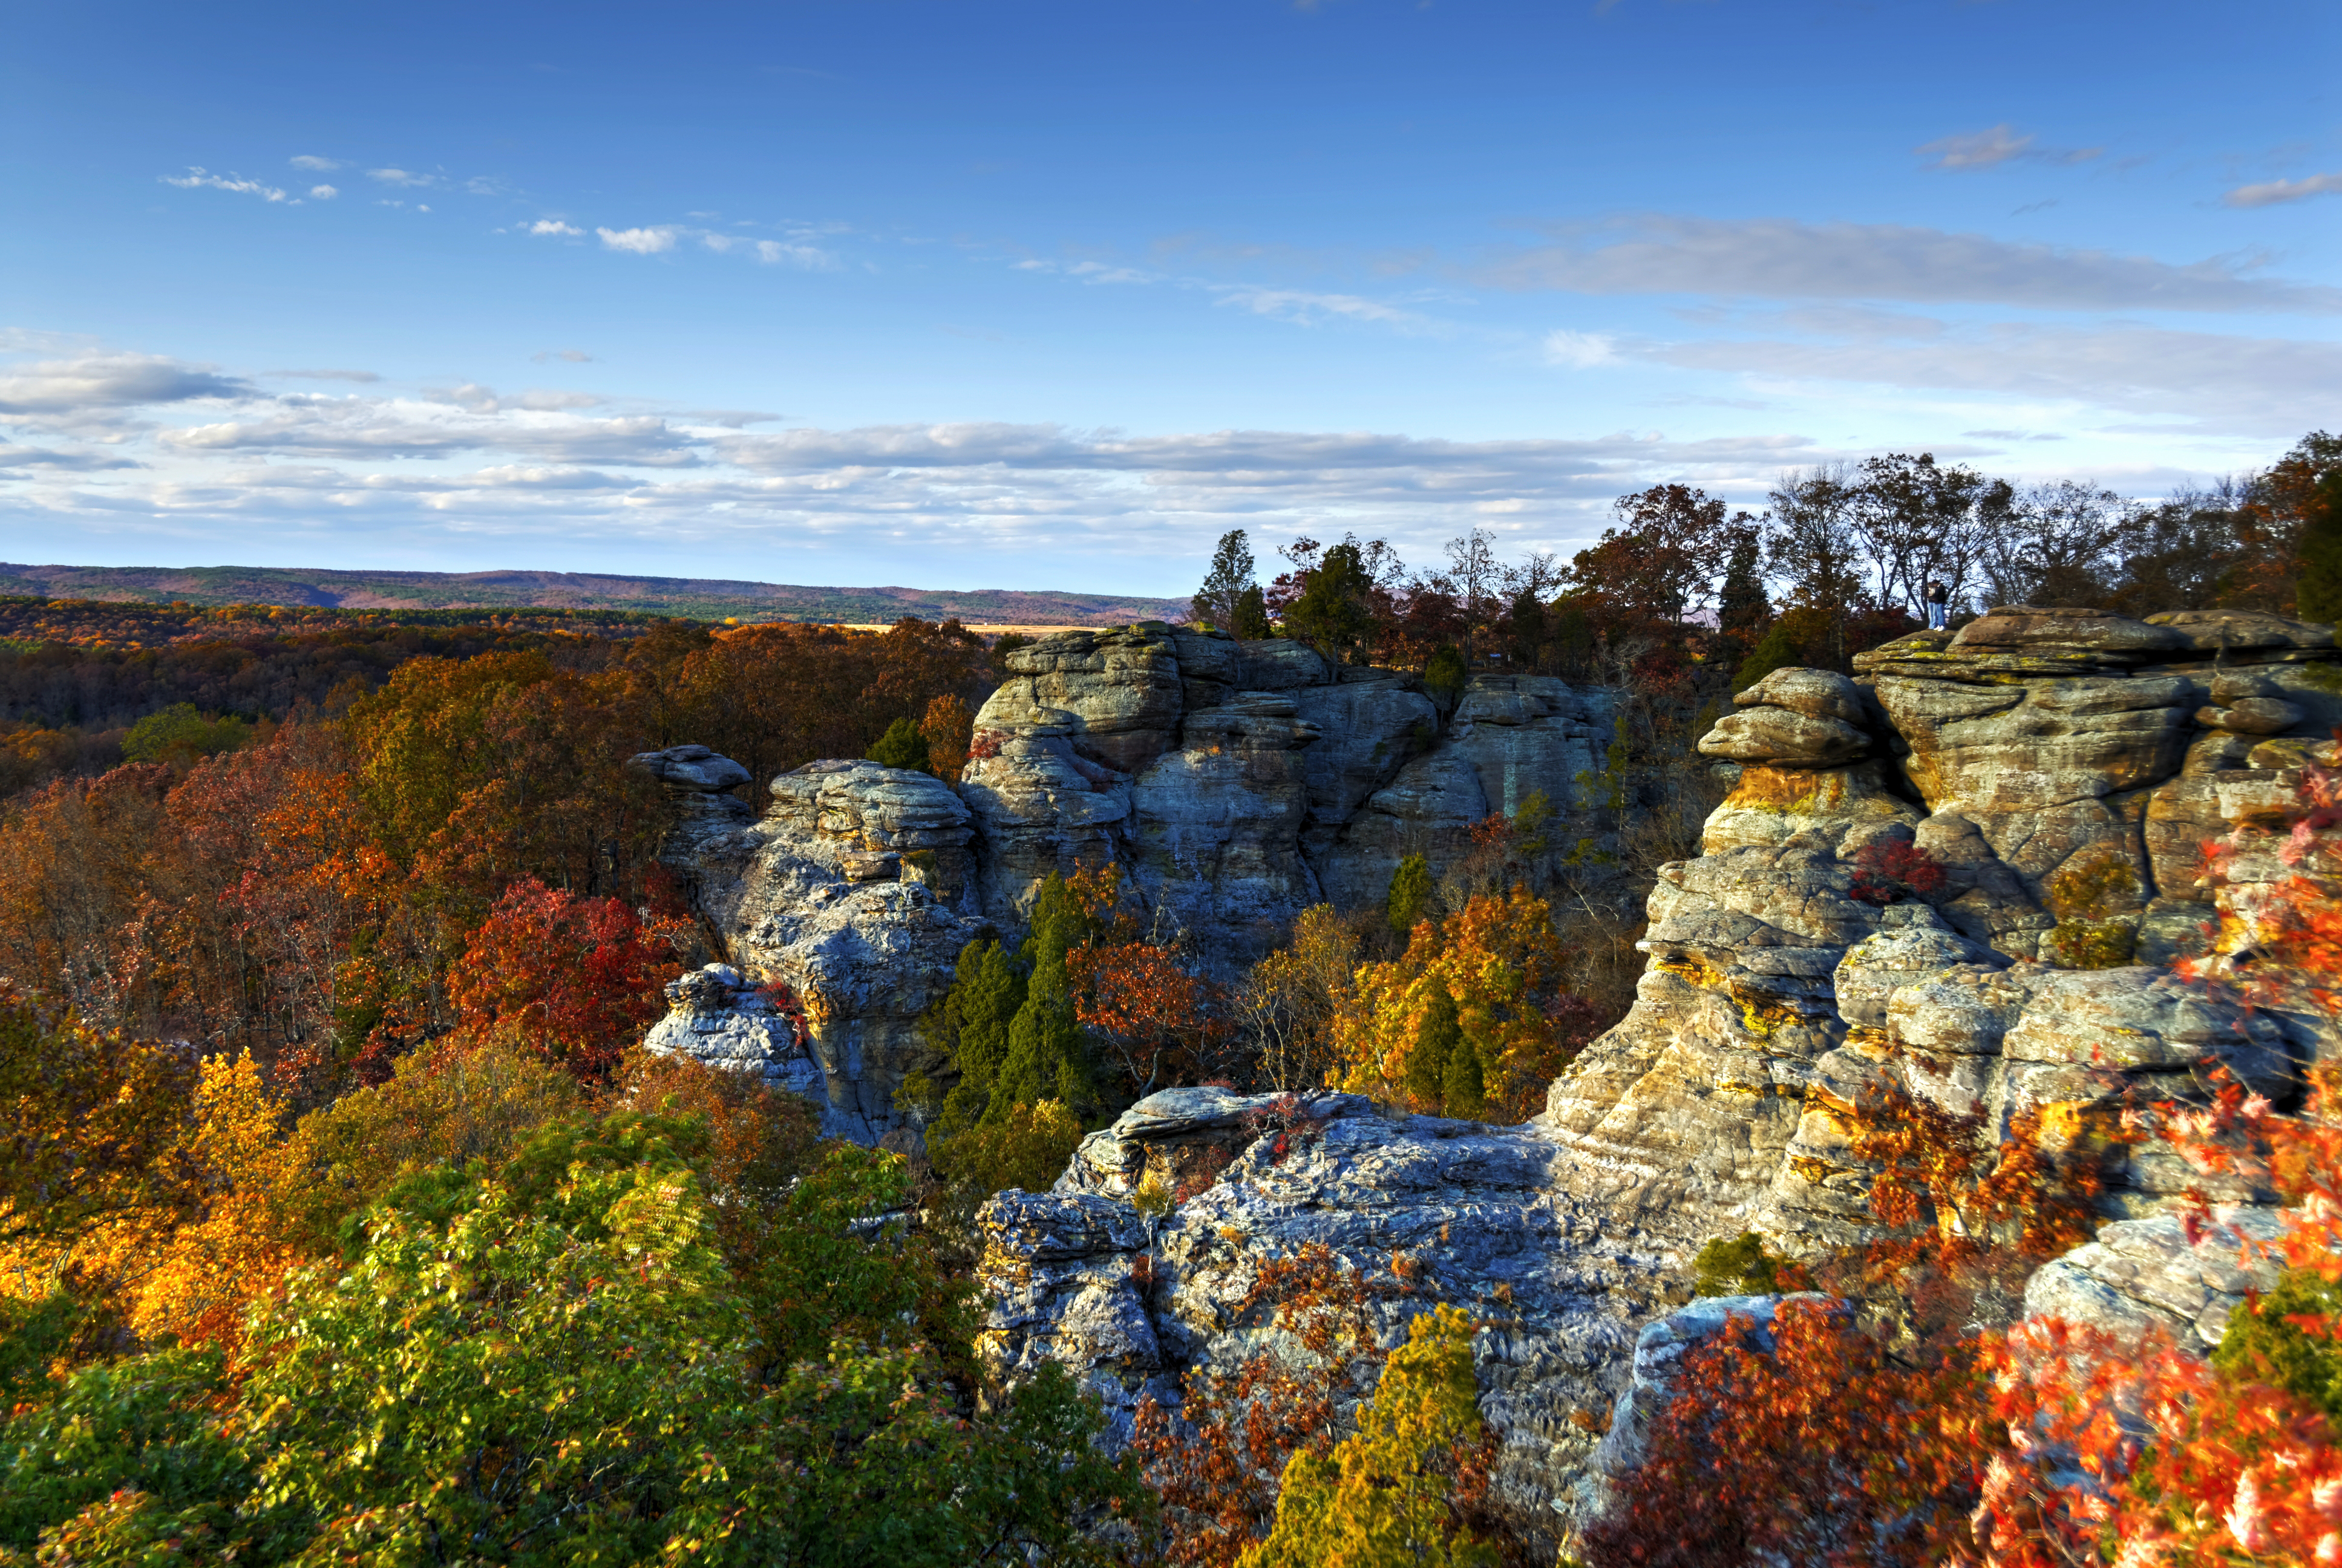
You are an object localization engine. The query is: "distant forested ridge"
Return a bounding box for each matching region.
[0,561,1191,626]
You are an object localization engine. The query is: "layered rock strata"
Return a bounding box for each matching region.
[973,607,2339,1545]
[657,627,1622,1137]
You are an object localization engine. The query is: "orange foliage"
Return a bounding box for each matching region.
[1070,939,1236,1098]
[1335,886,1594,1119]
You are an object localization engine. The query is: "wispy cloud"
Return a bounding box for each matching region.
[1915,123,2102,171]
[161,168,291,203]
[1543,330,1618,368]
[533,349,594,363]
[260,368,380,383]
[289,155,344,171]
[701,233,839,268]
[367,168,438,188]
[1477,215,2340,314]
[2223,171,2342,208]
[309,185,338,200]
[529,219,585,237]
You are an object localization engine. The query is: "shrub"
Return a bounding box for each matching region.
[868,713,934,773]
[120,704,252,766]
[1846,839,1949,905]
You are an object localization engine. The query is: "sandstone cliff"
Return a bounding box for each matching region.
[968,607,2339,1549]
[648,623,1624,1137]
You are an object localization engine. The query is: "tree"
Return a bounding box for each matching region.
[1975,479,2131,609]
[1231,583,1272,641]
[1238,906,1362,1094]
[1196,531,1260,632]
[1765,466,1865,667]
[1716,523,1770,652]
[1283,542,1379,662]
[2294,469,2342,623]
[868,714,934,773]
[1848,452,1987,618]
[445,877,689,1082]
[1237,1304,1497,1568]
[1387,854,1433,935]
[920,692,975,782]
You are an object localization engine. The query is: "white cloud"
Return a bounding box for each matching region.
[289,155,344,171]
[1543,329,1618,368]
[533,348,594,363]
[367,168,437,188]
[259,368,380,382]
[1212,286,1452,335]
[161,168,289,203]
[2224,171,2342,208]
[310,185,338,200]
[1477,215,2338,314]
[529,219,585,237]
[1915,124,2101,171]
[1653,321,2342,433]
[597,226,678,254]
[0,353,253,414]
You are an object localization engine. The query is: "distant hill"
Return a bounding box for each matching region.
[0,563,1192,627]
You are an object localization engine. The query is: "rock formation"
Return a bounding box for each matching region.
[962,607,2340,1550]
[650,626,1623,1138]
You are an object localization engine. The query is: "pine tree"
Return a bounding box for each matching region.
[866,716,932,773]
[1439,1034,1485,1122]
[1231,584,1271,641]
[929,939,1029,1136]
[1404,986,1460,1112]
[1718,522,1771,647]
[1194,531,1258,631]
[1387,855,1432,936]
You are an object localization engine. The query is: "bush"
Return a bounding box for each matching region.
[120,704,252,766]
[2213,1265,2342,1422]
[924,1098,1085,1230]
[868,714,934,773]
[1690,1232,1805,1298]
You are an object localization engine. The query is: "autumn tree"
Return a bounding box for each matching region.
[921,691,975,782]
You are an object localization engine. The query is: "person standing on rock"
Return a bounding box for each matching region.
[1924,578,1949,631]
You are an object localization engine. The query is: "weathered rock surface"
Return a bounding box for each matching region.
[963,609,2337,1547]
[641,962,874,1142]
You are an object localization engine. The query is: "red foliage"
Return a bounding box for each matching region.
[1849,837,1951,905]
[446,875,690,1082]
[1070,938,1236,1098]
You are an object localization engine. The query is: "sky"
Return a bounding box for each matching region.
[1,0,2336,598]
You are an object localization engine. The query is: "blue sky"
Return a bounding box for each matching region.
[2,0,2335,596]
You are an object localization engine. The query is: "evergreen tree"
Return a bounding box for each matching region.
[1230,583,1272,641]
[1503,588,1545,670]
[866,716,932,773]
[1718,523,1771,647]
[1404,986,1460,1112]
[1387,855,1433,936]
[1283,543,1376,661]
[1194,531,1258,631]
[1439,1033,1486,1121]
[1422,645,1467,703]
[926,940,1029,1136]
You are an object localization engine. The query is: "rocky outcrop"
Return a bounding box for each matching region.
[967,607,2338,1549]
[656,627,1623,1136]
[961,624,1620,961]
[640,962,878,1142]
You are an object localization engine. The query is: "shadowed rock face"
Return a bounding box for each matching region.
[967,607,2341,1553]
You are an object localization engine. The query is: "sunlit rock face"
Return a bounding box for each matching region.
[967,608,2341,1553]
[658,626,1625,1137]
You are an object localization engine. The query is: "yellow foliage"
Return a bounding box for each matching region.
[1236,1304,1497,1568]
[127,1051,309,1351]
[1333,887,1571,1119]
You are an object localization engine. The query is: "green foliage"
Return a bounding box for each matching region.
[0,1348,263,1561]
[2294,471,2342,624]
[1733,616,1807,691]
[926,1099,1086,1229]
[1402,984,1488,1119]
[2214,1266,2342,1421]
[1387,854,1433,936]
[0,1112,1137,1566]
[0,1293,81,1412]
[1718,525,1771,644]
[1196,530,1260,632]
[920,937,1032,1137]
[120,703,253,766]
[1231,583,1272,641]
[1691,1231,1796,1297]
[1284,543,1377,661]
[1423,644,1468,701]
[1237,1304,1497,1567]
[868,713,935,773]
